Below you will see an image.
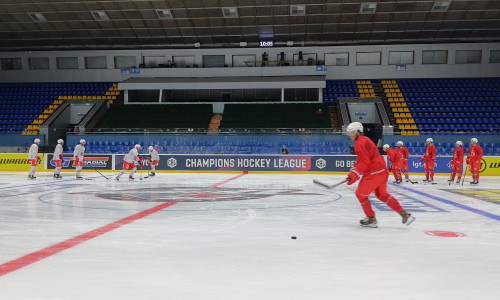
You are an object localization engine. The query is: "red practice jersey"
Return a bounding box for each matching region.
[387,148,403,165]
[467,145,483,161]
[352,135,387,177]
[397,146,409,159]
[452,147,464,164]
[423,144,436,162]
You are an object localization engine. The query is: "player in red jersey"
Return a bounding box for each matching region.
[448,141,464,184]
[346,122,415,228]
[466,138,483,185]
[420,138,436,182]
[383,144,403,184]
[396,141,410,182]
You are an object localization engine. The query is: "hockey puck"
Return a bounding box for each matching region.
[291,236,297,239]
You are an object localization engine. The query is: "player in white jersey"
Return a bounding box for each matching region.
[148,145,160,176]
[73,139,86,179]
[28,138,41,180]
[116,144,143,181]
[53,139,64,179]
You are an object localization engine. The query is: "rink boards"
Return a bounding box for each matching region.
[2,153,500,175]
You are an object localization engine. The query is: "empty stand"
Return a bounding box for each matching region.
[0,82,116,135]
[98,104,213,129]
[219,103,331,129]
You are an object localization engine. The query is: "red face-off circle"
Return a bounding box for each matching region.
[425,231,466,237]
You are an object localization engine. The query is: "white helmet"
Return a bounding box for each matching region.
[397,141,403,146]
[57,139,64,144]
[456,141,463,147]
[383,144,390,150]
[135,144,141,149]
[149,146,153,151]
[34,138,40,143]
[80,139,86,144]
[471,138,478,144]
[426,138,433,144]
[347,122,363,133]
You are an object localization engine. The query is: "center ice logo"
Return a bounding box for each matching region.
[167,157,177,168]
[315,158,326,169]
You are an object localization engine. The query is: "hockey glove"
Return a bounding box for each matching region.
[346,171,360,185]
[60,154,64,162]
[36,155,41,161]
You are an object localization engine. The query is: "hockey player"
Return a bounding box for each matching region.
[396,141,410,182]
[116,144,143,181]
[53,139,64,179]
[448,141,464,184]
[148,145,160,176]
[28,138,41,180]
[383,144,403,184]
[73,139,86,179]
[346,122,415,228]
[466,138,483,185]
[420,138,436,182]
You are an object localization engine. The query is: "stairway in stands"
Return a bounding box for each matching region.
[328,106,341,130]
[208,114,222,135]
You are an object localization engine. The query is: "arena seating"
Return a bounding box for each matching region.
[219,103,331,128]
[0,82,115,134]
[323,80,359,104]
[398,78,500,134]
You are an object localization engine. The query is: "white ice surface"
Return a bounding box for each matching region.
[0,172,500,300]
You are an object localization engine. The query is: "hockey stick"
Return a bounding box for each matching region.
[93,167,109,180]
[313,178,349,190]
[406,177,418,184]
[139,164,144,180]
[461,165,468,186]
[144,159,150,179]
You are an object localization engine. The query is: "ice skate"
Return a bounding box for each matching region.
[447,178,454,183]
[360,216,377,228]
[149,172,155,176]
[27,175,36,180]
[115,176,120,181]
[470,180,479,185]
[405,178,410,182]
[400,210,415,226]
[76,176,83,180]
[129,176,135,181]
[53,174,62,179]
[456,179,461,184]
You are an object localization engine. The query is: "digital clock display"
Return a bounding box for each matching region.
[260,41,274,47]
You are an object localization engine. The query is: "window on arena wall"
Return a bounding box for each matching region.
[356,52,381,65]
[114,56,136,69]
[203,55,226,68]
[389,51,414,65]
[128,90,160,103]
[85,56,107,69]
[28,57,50,70]
[284,88,318,102]
[455,50,481,64]
[422,50,448,64]
[324,53,349,66]
[56,57,78,69]
[489,50,500,63]
[173,56,195,68]
[0,58,22,70]
[232,55,256,67]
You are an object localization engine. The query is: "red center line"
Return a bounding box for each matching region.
[0,172,247,278]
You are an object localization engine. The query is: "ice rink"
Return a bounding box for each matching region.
[0,171,499,300]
